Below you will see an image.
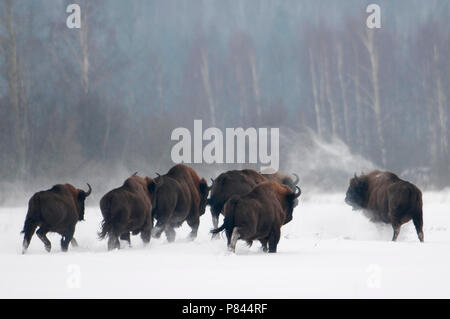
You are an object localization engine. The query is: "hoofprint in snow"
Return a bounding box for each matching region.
[0,191,449,298]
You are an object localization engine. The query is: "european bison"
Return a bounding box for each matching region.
[21,183,92,254]
[345,170,424,242]
[149,164,210,241]
[98,174,153,250]
[261,170,300,191]
[211,181,301,253]
[208,169,266,230]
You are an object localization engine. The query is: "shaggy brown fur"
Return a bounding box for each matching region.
[21,183,91,253]
[99,174,153,250]
[148,164,210,241]
[208,169,266,230]
[345,170,424,242]
[211,181,301,253]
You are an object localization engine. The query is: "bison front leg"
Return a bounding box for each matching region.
[61,227,75,252]
[71,238,78,247]
[268,227,281,253]
[36,227,52,252]
[165,226,176,243]
[211,212,221,240]
[391,223,401,242]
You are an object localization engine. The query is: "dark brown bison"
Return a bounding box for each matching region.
[345,170,424,242]
[21,183,92,254]
[148,164,210,241]
[261,170,300,191]
[211,181,301,253]
[98,174,153,250]
[208,169,266,230]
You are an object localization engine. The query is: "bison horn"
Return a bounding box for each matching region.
[154,173,163,187]
[85,183,92,197]
[292,173,299,185]
[133,171,138,176]
[354,173,358,181]
[294,186,301,198]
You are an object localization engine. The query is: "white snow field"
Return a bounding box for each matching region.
[0,191,449,299]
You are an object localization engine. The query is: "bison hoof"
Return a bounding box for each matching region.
[45,245,51,252]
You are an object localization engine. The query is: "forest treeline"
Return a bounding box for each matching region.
[0,0,449,197]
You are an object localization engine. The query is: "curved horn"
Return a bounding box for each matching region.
[154,173,163,187]
[85,183,92,197]
[292,173,299,185]
[133,171,138,176]
[354,173,358,181]
[294,186,301,198]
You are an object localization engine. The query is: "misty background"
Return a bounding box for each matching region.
[0,0,449,205]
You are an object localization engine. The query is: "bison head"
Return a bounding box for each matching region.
[282,173,300,191]
[284,186,301,224]
[76,183,92,221]
[199,178,212,216]
[345,173,368,210]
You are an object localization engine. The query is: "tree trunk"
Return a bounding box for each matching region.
[200,48,216,126]
[309,49,322,138]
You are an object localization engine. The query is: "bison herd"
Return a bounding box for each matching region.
[21,164,424,254]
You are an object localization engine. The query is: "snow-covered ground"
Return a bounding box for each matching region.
[1,191,449,298]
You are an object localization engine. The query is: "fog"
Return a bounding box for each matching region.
[0,0,449,205]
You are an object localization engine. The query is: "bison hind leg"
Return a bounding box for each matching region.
[36,227,51,252]
[140,229,151,245]
[120,232,131,247]
[259,239,268,252]
[228,227,240,253]
[107,235,120,250]
[165,227,176,243]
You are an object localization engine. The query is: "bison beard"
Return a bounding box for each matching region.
[98,174,153,250]
[21,183,92,254]
[345,170,424,242]
[149,164,210,241]
[211,181,301,253]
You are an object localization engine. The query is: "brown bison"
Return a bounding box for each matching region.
[21,183,92,254]
[261,170,300,191]
[208,169,266,230]
[98,174,153,250]
[148,164,210,241]
[211,181,301,253]
[345,170,424,242]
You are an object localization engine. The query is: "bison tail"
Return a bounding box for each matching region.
[22,195,40,234]
[21,217,36,235]
[98,219,111,240]
[210,222,226,234]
